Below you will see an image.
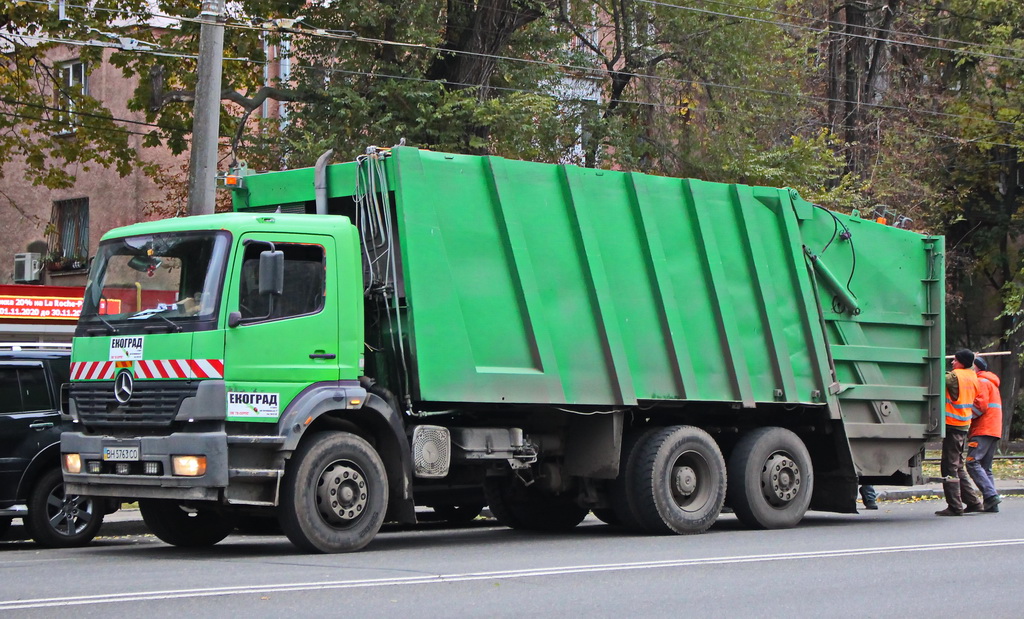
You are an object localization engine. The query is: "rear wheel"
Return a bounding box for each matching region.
[628,426,726,535]
[727,427,813,529]
[26,468,104,548]
[139,499,234,547]
[609,427,660,531]
[279,432,388,553]
[483,476,588,531]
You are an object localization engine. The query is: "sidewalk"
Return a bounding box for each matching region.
[875,478,1024,501]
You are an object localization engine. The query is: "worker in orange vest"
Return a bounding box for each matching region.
[967,356,1002,513]
[936,349,985,516]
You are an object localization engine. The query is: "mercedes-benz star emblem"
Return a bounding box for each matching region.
[114,370,134,404]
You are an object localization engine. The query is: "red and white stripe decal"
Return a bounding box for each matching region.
[71,361,117,381]
[71,360,224,380]
[135,359,224,379]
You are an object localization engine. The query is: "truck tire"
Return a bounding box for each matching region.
[483,476,588,531]
[139,499,234,547]
[628,426,726,535]
[25,468,104,548]
[609,427,660,531]
[279,432,388,553]
[727,427,813,529]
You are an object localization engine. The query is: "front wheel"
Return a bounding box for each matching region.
[139,499,234,547]
[26,468,104,548]
[727,427,814,529]
[279,432,388,553]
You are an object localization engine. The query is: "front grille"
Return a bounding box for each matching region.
[72,380,198,427]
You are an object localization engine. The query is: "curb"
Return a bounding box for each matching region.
[877,487,1024,502]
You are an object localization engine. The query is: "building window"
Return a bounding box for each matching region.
[55,59,86,133]
[46,197,89,271]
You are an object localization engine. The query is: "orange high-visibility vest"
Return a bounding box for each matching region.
[970,370,1002,438]
[946,368,979,428]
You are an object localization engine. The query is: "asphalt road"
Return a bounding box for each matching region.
[2,499,1023,618]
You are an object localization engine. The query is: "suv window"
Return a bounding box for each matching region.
[0,367,51,414]
[0,368,20,414]
[20,368,52,412]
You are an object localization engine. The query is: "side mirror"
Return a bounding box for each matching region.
[258,250,284,297]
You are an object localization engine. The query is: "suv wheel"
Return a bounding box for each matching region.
[26,468,104,548]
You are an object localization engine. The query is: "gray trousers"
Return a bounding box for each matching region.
[966,435,999,501]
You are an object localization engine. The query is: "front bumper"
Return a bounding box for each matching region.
[62,430,229,501]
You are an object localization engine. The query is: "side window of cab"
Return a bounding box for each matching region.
[238,242,325,321]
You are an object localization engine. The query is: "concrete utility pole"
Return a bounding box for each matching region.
[186,0,227,216]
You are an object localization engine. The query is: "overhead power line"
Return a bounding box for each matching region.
[0,109,165,138]
[642,0,1024,60]
[690,0,1023,56]
[1,95,187,131]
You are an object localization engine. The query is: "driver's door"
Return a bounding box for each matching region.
[223,232,340,423]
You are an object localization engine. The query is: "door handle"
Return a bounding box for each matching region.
[29,422,54,430]
[309,353,336,360]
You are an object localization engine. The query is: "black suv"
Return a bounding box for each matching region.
[0,344,104,546]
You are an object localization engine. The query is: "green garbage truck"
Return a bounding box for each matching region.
[61,146,944,552]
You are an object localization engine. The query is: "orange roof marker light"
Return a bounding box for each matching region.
[217,162,251,192]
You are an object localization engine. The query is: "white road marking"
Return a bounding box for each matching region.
[3,538,1023,610]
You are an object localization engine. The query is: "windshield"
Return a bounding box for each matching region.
[77,231,231,335]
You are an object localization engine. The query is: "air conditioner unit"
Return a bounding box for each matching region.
[14,252,42,283]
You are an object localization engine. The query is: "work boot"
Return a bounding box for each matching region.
[934,507,964,517]
[941,480,965,513]
[984,495,1002,513]
[863,500,878,510]
[964,504,984,513]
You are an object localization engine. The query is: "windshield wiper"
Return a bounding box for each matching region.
[128,307,182,333]
[86,315,119,335]
[150,312,182,333]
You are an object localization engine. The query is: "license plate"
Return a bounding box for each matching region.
[103,446,140,461]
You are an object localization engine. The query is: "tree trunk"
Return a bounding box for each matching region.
[427,0,551,96]
[997,148,1021,445]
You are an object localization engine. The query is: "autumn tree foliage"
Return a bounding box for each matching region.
[3,0,1024,434]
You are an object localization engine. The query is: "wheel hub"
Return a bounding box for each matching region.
[761,452,801,506]
[316,461,368,526]
[668,450,713,512]
[49,487,90,535]
[673,465,697,496]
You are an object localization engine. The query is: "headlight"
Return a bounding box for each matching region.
[171,455,207,476]
[64,453,82,474]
